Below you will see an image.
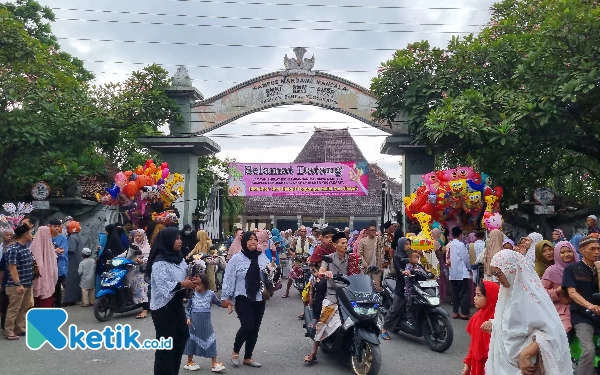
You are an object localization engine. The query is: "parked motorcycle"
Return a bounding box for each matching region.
[303,257,382,375]
[94,257,142,322]
[293,253,311,293]
[571,293,600,373]
[379,272,453,353]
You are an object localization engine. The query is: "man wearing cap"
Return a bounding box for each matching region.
[49,218,69,307]
[587,215,600,237]
[563,236,600,375]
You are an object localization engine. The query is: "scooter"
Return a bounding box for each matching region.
[379,271,453,353]
[303,257,382,375]
[293,253,311,293]
[571,293,600,373]
[94,257,142,322]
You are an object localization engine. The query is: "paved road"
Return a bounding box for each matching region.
[1,289,470,375]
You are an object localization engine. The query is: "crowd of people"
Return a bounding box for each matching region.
[2,213,600,375]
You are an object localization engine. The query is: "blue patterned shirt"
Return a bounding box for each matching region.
[150,260,187,310]
[5,243,35,288]
[52,234,69,277]
[221,251,270,303]
[185,290,221,317]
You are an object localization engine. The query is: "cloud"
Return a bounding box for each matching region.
[38,0,497,183]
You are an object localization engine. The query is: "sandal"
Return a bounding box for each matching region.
[304,352,318,364]
[136,313,147,319]
[381,332,391,340]
[211,363,225,372]
[298,314,305,320]
[282,295,289,298]
[5,334,19,340]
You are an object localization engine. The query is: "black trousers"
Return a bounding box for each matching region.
[54,275,66,307]
[382,294,406,331]
[0,288,8,330]
[233,296,266,360]
[311,278,327,321]
[151,291,189,375]
[451,279,470,315]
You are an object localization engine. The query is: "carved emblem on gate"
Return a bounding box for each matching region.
[283,47,315,75]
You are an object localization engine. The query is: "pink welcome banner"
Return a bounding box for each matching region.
[227,161,369,197]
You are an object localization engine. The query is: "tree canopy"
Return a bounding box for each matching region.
[0,0,181,200]
[371,0,600,205]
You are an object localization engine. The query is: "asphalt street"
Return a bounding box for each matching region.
[0,288,470,375]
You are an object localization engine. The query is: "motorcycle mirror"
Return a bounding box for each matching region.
[346,248,354,254]
[367,266,379,273]
[322,255,333,264]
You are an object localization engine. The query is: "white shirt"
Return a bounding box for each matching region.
[473,240,485,260]
[449,239,470,280]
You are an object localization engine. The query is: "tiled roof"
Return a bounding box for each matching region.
[244,128,402,216]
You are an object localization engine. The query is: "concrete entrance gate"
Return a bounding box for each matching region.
[139,47,433,229]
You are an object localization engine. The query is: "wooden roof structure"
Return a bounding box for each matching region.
[244,128,402,216]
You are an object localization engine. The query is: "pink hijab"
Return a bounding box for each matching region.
[227,231,243,260]
[353,229,366,252]
[257,229,275,252]
[132,229,151,257]
[542,240,579,285]
[30,226,58,299]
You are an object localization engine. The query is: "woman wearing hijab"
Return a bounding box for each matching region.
[352,229,366,253]
[258,230,277,265]
[188,230,217,290]
[30,227,58,308]
[63,221,84,306]
[570,234,584,257]
[487,250,572,375]
[132,229,152,258]
[381,237,411,340]
[524,232,544,266]
[227,229,243,261]
[221,231,270,368]
[180,224,197,258]
[483,229,504,282]
[534,240,554,278]
[147,227,197,375]
[542,241,579,333]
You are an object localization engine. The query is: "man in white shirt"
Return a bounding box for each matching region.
[472,231,486,284]
[448,226,471,319]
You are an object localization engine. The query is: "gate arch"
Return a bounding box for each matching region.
[185,47,391,134]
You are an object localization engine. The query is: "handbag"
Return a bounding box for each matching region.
[260,265,276,301]
[32,256,41,279]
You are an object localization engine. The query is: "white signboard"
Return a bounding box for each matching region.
[31,200,50,210]
[534,205,555,215]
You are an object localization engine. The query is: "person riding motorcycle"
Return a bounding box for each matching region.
[304,231,350,364]
[306,226,338,330]
[381,236,411,340]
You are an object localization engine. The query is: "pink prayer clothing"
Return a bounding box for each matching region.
[542,279,572,332]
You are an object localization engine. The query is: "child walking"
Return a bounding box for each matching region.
[184,273,232,372]
[462,281,500,375]
[78,248,96,307]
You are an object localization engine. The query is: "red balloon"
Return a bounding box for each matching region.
[123,181,139,198]
[145,159,154,167]
[161,162,169,169]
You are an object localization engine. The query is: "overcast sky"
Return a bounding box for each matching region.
[37,0,496,181]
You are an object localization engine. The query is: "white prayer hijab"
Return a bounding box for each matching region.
[525,232,543,266]
[487,250,572,375]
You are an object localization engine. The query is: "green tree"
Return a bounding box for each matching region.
[0,0,181,199]
[197,155,244,233]
[371,0,600,204]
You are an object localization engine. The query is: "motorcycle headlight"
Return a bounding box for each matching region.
[426,296,440,305]
[352,302,379,317]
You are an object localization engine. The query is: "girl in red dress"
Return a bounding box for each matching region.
[462,280,500,375]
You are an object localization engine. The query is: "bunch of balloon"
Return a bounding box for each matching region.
[96,159,185,222]
[404,167,503,231]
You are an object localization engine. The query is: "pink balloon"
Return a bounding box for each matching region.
[114,172,127,188]
[162,168,170,179]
